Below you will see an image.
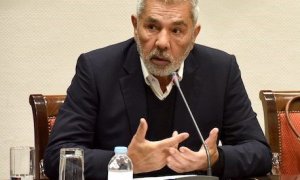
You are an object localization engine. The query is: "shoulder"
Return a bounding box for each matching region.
[192,44,234,61]
[188,44,237,71]
[83,38,136,61]
[75,38,138,71]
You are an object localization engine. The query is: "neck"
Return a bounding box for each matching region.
[155,75,172,93]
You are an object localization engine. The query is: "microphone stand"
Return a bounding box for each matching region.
[171,72,219,180]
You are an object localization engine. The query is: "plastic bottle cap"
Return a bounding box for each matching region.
[114,146,128,154]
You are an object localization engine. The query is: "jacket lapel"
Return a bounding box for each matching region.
[119,42,147,137]
[173,51,206,149]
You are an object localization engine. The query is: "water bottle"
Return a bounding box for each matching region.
[108,146,133,180]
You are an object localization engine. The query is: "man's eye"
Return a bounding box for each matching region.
[147,25,157,30]
[173,28,181,34]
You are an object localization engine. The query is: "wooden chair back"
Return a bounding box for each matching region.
[259,90,300,175]
[29,94,66,179]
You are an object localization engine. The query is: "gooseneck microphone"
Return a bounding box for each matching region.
[171,72,218,180]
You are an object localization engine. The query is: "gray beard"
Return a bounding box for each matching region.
[135,36,193,77]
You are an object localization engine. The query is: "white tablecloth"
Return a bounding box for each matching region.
[134,174,196,180]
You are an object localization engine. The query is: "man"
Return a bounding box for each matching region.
[44,0,272,179]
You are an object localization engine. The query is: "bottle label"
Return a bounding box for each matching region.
[108,170,133,180]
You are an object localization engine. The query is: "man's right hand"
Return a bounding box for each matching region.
[127,118,189,174]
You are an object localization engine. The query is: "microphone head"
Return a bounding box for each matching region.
[170,72,179,86]
[171,72,178,77]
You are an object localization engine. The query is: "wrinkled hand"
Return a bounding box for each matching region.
[127,118,189,174]
[166,128,219,173]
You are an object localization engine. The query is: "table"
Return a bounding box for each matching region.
[134,175,300,180]
[255,175,300,180]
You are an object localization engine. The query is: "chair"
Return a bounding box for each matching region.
[259,90,300,175]
[29,94,66,180]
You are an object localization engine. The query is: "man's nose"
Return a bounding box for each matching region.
[155,29,170,50]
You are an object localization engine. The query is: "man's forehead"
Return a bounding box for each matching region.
[141,0,193,22]
[142,0,192,14]
[145,0,190,5]
[144,16,188,27]
[152,0,189,3]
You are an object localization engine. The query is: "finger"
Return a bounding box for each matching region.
[167,156,185,173]
[177,146,199,162]
[134,118,148,142]
[172,131,178,136]
[167,163,182,173]
[204,128,219,164]
[167,148,190,172]
[167,155,184,173]
[204,128,219,147]
[172,131,179,148]
[170,147,190,163]
[158,132,189,148]
[177,146,208,171]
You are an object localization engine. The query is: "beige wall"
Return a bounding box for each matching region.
[1,1,300,178]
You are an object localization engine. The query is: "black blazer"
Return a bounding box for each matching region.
[44,38,271,179]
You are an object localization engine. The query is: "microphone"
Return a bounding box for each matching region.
[171,72,219,180]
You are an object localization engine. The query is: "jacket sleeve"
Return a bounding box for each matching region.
[44,54,114,179]
[219,56,272,178]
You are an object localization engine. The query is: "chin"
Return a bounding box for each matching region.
[150,70,173,77]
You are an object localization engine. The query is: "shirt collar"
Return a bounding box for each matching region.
[140,58,184,85]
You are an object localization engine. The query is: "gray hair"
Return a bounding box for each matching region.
[136,0,199,24]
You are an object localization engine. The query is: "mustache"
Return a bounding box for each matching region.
[148,49,173,61]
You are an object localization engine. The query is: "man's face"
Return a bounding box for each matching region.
[132,0,200,77]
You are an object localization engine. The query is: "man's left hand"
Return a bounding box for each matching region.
[166,128,219,173]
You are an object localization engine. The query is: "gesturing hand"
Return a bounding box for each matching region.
[166,128,219,173]
[127,118,189,174]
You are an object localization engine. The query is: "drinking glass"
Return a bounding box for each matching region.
[271,152,280,175]
[10,146,35,180]
[59,148,84,180]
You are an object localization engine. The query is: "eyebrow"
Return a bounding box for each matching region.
[172,20,188,27]
[145,17,188,27]
[144,17,159,23]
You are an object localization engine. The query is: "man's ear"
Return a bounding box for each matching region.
[193,24,201,41]
[131,15,138,32]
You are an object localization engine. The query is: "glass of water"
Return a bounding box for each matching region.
[59,148,84,180]
[271,152,280,175]
[10,146,35,180]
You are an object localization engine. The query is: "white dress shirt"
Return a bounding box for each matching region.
[140,58,184,100]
